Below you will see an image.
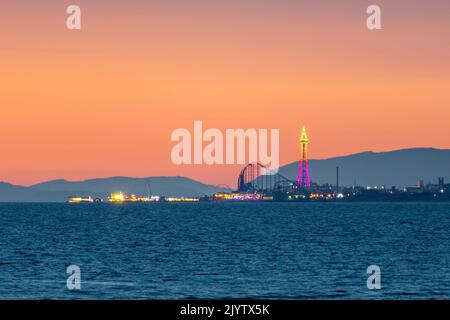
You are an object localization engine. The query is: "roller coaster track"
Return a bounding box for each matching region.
[236,163,297,193]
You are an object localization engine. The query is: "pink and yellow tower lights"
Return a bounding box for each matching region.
[297,126,311,188]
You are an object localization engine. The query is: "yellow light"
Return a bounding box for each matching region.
[166,197,199,202]
[300,125,309,143]
[68,196,94,203]
[110,192,125,202]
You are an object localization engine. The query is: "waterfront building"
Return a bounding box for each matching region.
[68,196,94,203]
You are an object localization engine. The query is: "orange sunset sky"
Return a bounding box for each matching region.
[1,0,449,187]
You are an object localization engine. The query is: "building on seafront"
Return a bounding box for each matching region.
[66,124,449,203]
[108,192,160,202]
[68,196,94,203]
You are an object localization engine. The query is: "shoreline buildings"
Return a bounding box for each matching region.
[108,192,160,203]
[68,196,94,203]
[68,126,450,203]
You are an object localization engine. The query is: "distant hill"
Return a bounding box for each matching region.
[1,148,449,202]
[0,177,228,202]
[0,182,97,202]
[280,148,450,188]
[32,176,227,197]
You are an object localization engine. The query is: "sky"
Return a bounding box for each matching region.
[0,0,449,187]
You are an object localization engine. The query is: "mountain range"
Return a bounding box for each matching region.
[0,148,449,202]
[280,147,450,188]
[0,177,228,202]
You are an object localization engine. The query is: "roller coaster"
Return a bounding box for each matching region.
[236,162,298,193]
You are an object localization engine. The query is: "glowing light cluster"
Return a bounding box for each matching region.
[310,193,334,199]
[109,192,125,202]
[165,197,199,202]
[68,196,94,203]
[108,192,160,202]
[214,193,262,201]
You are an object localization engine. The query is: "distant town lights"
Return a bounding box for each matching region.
[110,192,125,202]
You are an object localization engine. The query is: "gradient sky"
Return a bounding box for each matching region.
[1,0,449,187]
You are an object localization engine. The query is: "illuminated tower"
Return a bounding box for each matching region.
[297,125,311,188]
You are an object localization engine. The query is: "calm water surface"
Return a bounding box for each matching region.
[0,202,449,299]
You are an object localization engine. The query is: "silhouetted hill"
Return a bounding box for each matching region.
[0,177,227,202]
[32,176,226,196]
[280,148,450,187]
[31,176,227,199]
[0,182,98,202]
[1,148,449,202]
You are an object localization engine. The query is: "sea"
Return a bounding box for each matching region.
[0,202,449,300]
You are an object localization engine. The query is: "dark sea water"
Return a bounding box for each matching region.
[1,202,450,300]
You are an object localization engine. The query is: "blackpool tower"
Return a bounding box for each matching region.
[297,125,311,188]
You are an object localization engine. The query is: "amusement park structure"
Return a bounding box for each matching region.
[297,125,311,188]
[236,126,311,195]
[236,162,296,194]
